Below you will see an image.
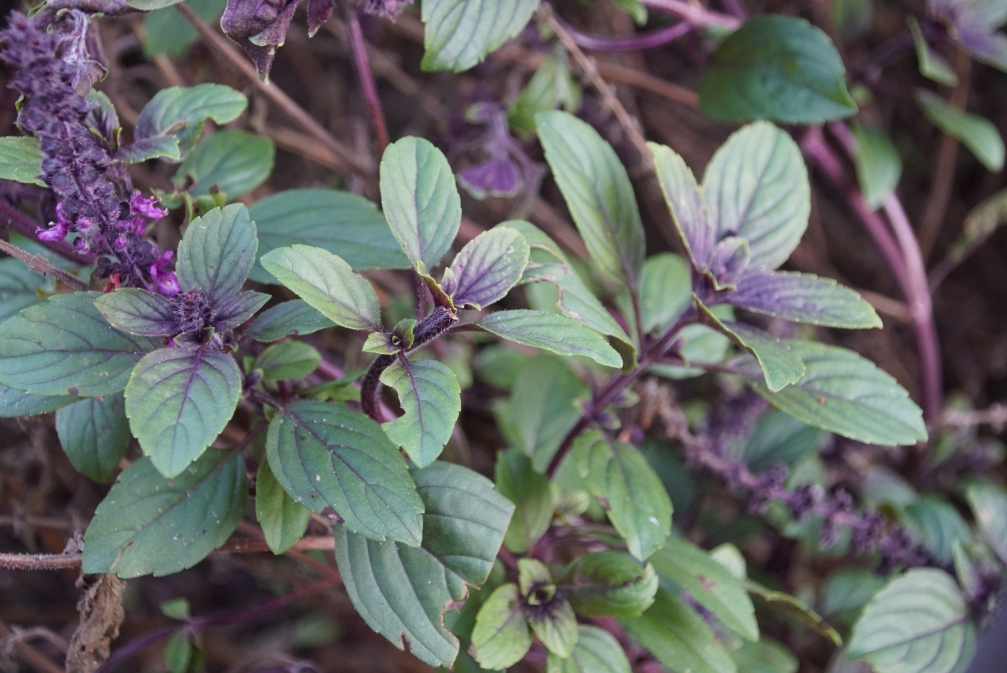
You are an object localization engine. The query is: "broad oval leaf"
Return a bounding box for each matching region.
[729,272,881,329]
[379,358,461,468]
[854,125,904,211]
[496,449,554,553]
[546,625,633,673]
[134,83,247,158]
[964,482,1007,565]
[335,461,515,668]
[0,136,44,186]
[0,292,160,397]
[509,355,588,472]
[255,459,311,555]
[742,411,822,473]
[266,400,423,544]
[0,258,45,324]
[56,392,130,483]
[260,245,382,332]
[421,0,541,72]
[916,88,1005,171]
[621,589,737,673]
[125,348,243,478]
[254,340,321,383]
[95,289,178,336]
[475,310,622,368]
[0,385,76,417]
[536,111,646,288]
[82,451,247,577]
[246,300,335,342]
[177,204,257,306]
[738,340,928,446]
[700,15,857,124]
[248,189,409,284]
[640,253,692,335]
[848,568,975,673]
[702,122,811,271]
[730,638,798,673]
[528,596,578,658]
[142,0,226,58]
[650,142,716,268]
[650,537,759,641]
[443,226,530,309]
[471,583,532,669]
[579,434,673,561]
[379,137,461,270]
[563,551,659,618]
[212,290,270,330]
[903,496,972,565]
[173,129,275,200]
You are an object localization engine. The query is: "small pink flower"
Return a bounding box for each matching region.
[129,191,169,220]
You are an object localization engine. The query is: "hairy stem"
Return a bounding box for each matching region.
[0,237,87,290]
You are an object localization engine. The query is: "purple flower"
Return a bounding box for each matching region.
[129,191,168,220]
[362,0,413,19]
[149,251,181,296]
[37,203,72,241]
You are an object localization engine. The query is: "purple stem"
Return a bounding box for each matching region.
[640,0,741,29]
[802,125,942,428]
[0,201,94,265]
[347,9,389,153]
[559,18,694,52]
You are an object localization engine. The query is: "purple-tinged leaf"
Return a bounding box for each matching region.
[379,358,461,467]
[213,290,270,330]
[125,348,243,477]
[56,392,130,483]
[457,157,523,200]
[133,83,248,160]
[649,141,715,269]
[442,227,530,309]
[246,300,335,342]
[957,25,1007,71]
[707,236,750,289]
[177,204,258,308]
[95,289,178,337]
[729,271,882,329]
[117,135,181,163]
[221,0,301,82]
[475,310,622,368]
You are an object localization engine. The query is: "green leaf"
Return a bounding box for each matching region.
[508,220,635,368]
[916,89,1005,171]
[143,0,227,57]
[164,632,192,673]
[822,569,886,623]
[254,340,321,383]
[379,137,461,270]
[0,136,44,186]
[0,258,45,324]
[421,0,541,72]
[536,111,646,288]
[847,568,975,673]
[266,400,424,545]
[579,434,673,561]
[650,142,715,269]
[528,596,578,658]
[174,130,275,200]
[260,245,382,331]
[0,386,76,417]
[336,461,514,669]
[903,496,972,565]
[0,292,160,397]
[621,589,737,673]
[640,253,692,335]
[471,583,532,669]
[650,537,758,641]
[83,451,246,577]
[854,125,904,210]
[730,638,798,673]
[909,18,958,86]
[56,392,130,483]
[496,449,553,553]
[700,15,857,123]
[510,355,588,471]
[177,204,257,305]
[702,122,811,271]
[739,340,928,445]
[697,302,805,392]
[127,0,183,9]
[563,551,658,618]
[246,300,335,342]
[747,581,842,645]
[741,411,822,473]
[132,83,247,160]
[729,272,881,328]
[94,289,178,337]
[443,227,530,309]
[379,358,461,468]
[965,482,1007,565]
[546,625,632,673]
[508,46,581,135]
[475,310,622,368]
[125,348,242,478]
[248,189,409,284]
[255,459,310,554]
